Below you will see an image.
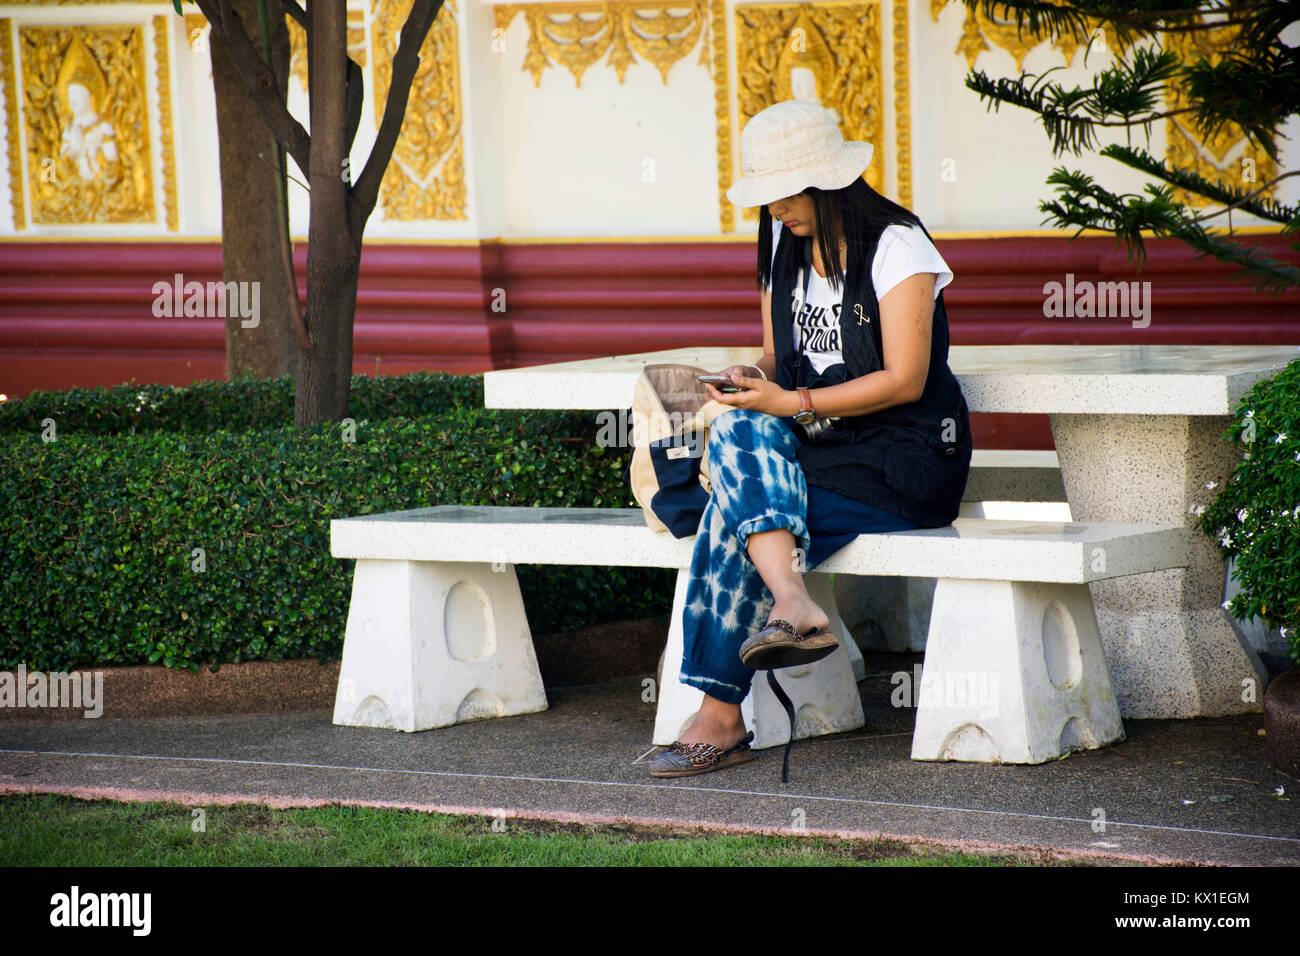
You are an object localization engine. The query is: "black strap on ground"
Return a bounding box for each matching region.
[766,669,796,784]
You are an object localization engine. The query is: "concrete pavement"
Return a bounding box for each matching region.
[2,658,1296,865]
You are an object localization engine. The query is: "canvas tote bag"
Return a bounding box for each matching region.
[629,364,738,537]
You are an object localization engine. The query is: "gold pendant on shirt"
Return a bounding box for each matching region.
[854,303,869,325]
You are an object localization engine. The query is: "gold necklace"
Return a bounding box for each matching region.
[811,238,847,273]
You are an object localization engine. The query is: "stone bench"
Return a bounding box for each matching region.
[837,449,1068,654]
[330,505,1189,763]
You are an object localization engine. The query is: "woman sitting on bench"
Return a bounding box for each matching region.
[651,99,972,778]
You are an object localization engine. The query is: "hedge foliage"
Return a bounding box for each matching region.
[1,381,674,671]
[0,371,483,436]
[1197,357,1300,663]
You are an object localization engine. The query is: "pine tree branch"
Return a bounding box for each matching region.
[1038,167,1300,294]
[1101,143,1297,224]
[967,46,1189,155]
[1200,171,1300,220]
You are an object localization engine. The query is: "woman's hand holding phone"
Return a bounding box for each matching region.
[700,366,799,417]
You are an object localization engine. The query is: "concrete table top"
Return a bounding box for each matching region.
[483,344,1300,414]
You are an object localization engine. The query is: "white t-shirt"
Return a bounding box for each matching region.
[766,220,953,374]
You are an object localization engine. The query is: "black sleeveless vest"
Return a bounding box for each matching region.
[770,221,972,526]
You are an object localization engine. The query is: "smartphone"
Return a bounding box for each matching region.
[697,373,751,393]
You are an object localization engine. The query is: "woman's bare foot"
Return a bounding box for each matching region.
[764,591,829,636]
[676,696,748,750]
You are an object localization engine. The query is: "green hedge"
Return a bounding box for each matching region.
[1198,357,1300,663]
[0,371,483,436]
[0,399,673,671]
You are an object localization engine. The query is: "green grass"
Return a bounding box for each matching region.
[0,794,1076,867]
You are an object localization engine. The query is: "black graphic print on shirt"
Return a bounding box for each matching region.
[791,291,842,353]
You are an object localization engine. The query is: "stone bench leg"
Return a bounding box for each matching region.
[911,577,1124,763]
[333,559,548,732]
[653,569,866,750]
[1050,412,1267,717]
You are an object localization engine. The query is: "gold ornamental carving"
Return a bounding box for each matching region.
[494,0,709,87]
[733,2,883,222]
[373,0,466,220]
[1164,24,1277,207]
[1,18,23,230]
[891,0,910,209]
[710,0,733,232]
[20,25,155,225]
[153,15,179,231]
[930,0,1126,71]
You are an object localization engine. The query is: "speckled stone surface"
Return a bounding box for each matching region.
[333,507,1190,583]
[332,559,548,733]
[483,344,1299,413]
[911,578,1124,763]
[1050,413,1268,719]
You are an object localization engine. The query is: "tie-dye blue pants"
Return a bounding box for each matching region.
[679,408,921,704]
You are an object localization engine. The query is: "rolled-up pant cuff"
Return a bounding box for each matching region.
[735,510,810,558]
[678,658,750,705]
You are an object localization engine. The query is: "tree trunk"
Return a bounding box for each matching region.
[296,255,359,425]
[295,0,358,426]
[211,0,297,380]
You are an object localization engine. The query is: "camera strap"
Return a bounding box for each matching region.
[793,239,814,387]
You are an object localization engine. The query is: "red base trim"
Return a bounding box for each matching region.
[2,234,1297,449]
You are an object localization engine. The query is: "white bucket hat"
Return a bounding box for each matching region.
[726,99,874,208]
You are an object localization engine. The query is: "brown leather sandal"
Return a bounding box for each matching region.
[738,617,838,670]
[649,730,755,777]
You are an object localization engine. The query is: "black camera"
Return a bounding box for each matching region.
[794,415,841,442]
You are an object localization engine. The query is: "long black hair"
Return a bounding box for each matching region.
[756,178,926,295]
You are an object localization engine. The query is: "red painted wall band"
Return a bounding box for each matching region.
[2,234,1297,450]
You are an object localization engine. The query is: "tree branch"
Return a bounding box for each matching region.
[194,0,311,182]
[349,0,444,232]
[1198,170,1300,221]
[345,56,364,153]
[1100,144,1295,223]
[280,0,306,30]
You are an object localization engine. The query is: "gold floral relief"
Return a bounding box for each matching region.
[930,0,1126,71]
[1,18,23,230]
[734,2,883,222]
[710,0,732,232]
[494,1,708,87]
[1164,24,1276,208]
[289,8,367,94]
[892,0,910,209]
[20,25,155,225]
[373,0,465,220]
[153,15,178,231]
